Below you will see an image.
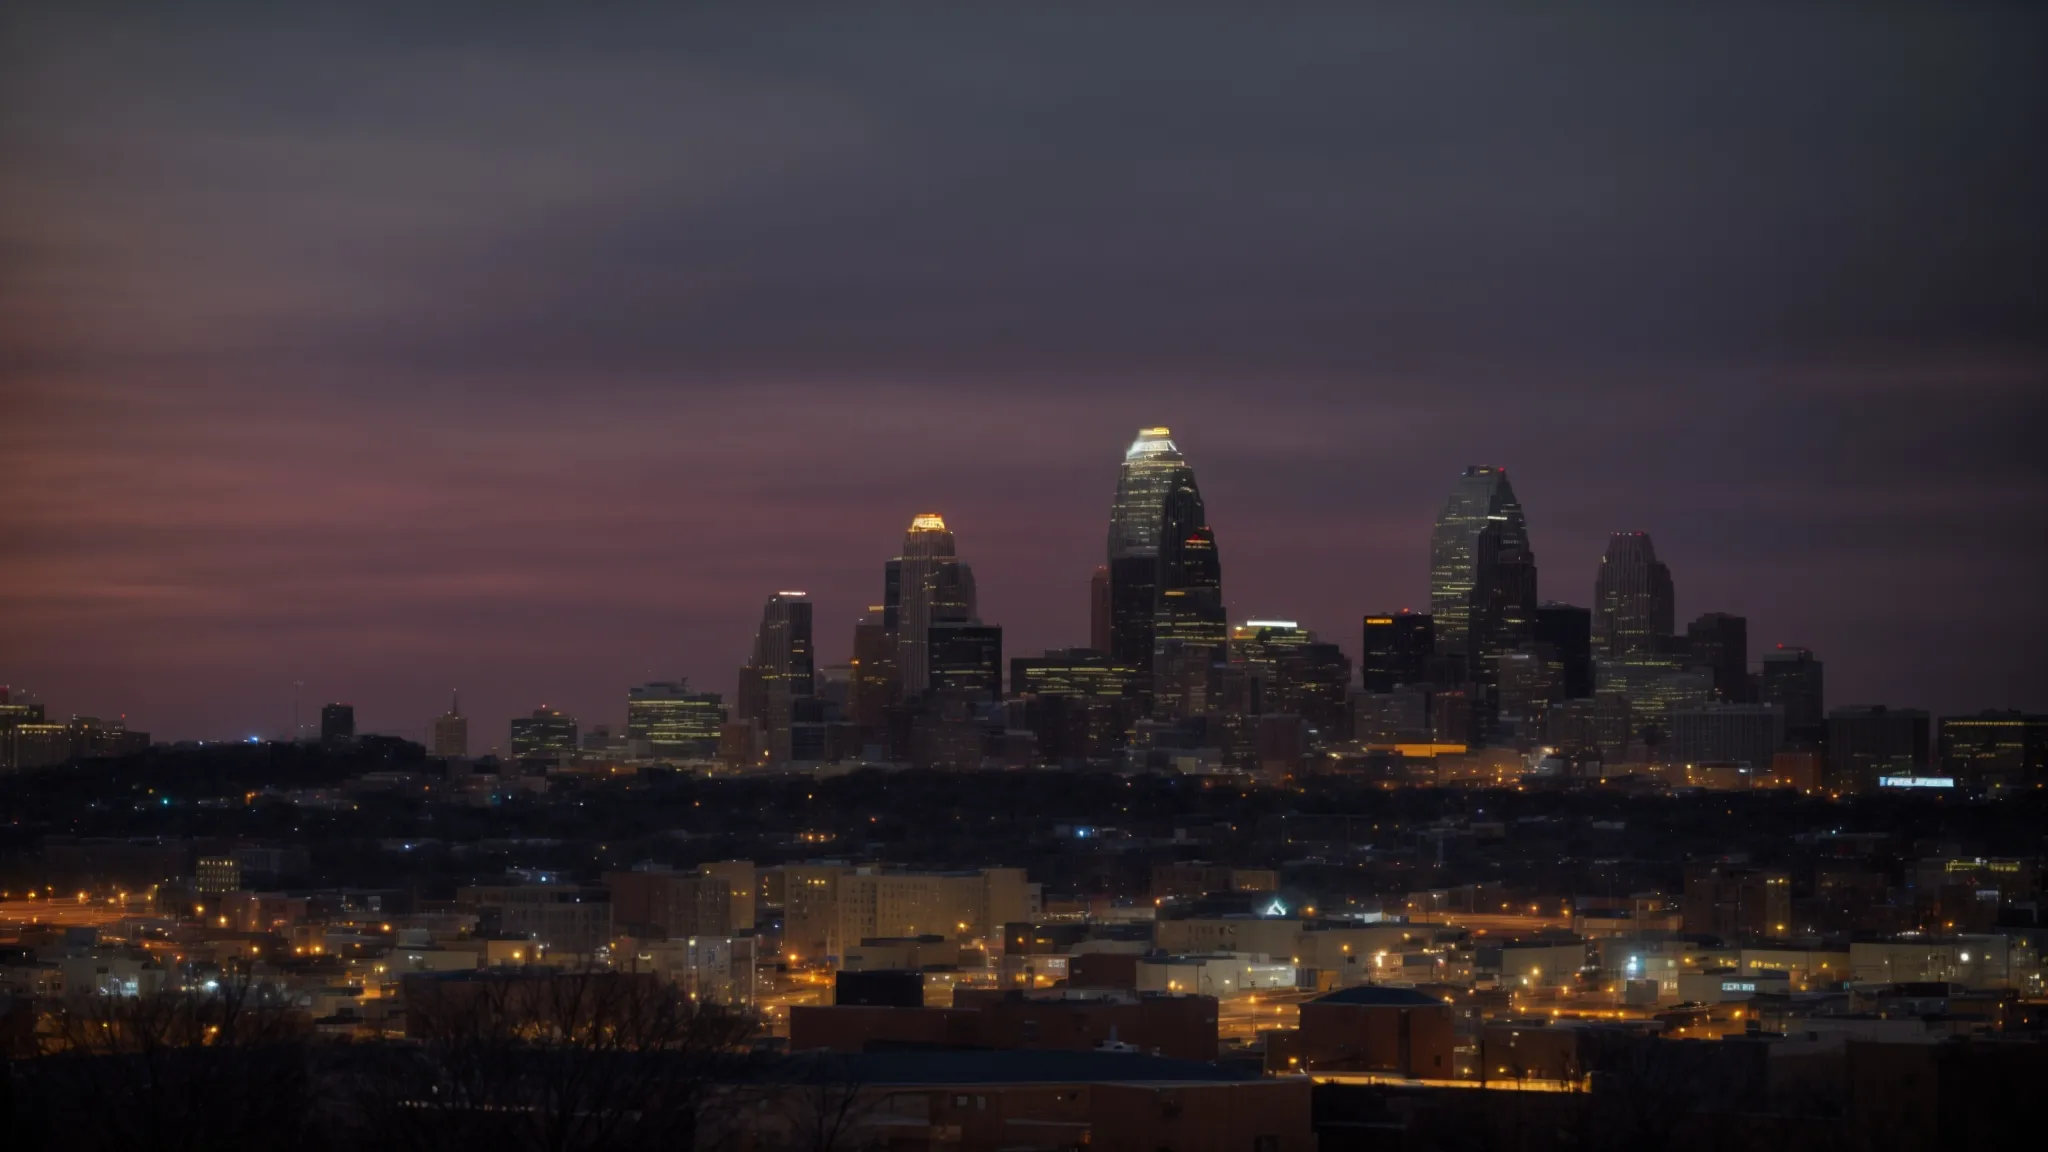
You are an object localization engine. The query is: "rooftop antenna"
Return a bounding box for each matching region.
[291,680,304,741]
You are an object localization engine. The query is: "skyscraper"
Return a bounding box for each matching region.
[1106,427,1188,693]
[510,707,577,760]
[749,591,815,763]
[1667,703,1784,773]
[626,680,724,758]
[1938,711,2048,792]
[848,606,898,738]
[1496,645,1566,745]
[1533,603,1593,699]
[1826,705,1930,792]
[1428,466,1538,684]
[1105,427,1223,711]
[1361,610,1432,693]
[431,691,467,758]
[927,623,1003,701]
[1759,645,1825,749]
[884,513,976,697]
[1151,467,1226,692]
[1593,531,1675,658]
[1685,612,1749,701]
[1089,565,1111,653]
[320,703,355,745]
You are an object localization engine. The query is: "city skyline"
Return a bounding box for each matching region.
[4,6,2044,744]
[7,436,2040,747]
[2,7,2044,1144]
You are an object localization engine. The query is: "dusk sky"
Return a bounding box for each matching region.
[3,4,2044,748]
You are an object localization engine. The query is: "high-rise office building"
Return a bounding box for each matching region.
[1151,469,1225,675]
[1290,642,1353,741]
[1106,427,1194,697]
[510,707,578,760]
[1428,466,1538,684]
[1595,654,1715,747]
[927,623,1003,702]
[626,680,725,758]
[0,691,49,773]
[1533,603,1593,699]
[1361,610,1433,693]
[1089,566,1111,654]
[1011,649,1127,700]
[1495,645,1565,745]
[1229,620,1314,684]
[1686,612,1750,701]
[320,703,355,745]
[1592,532,1675,658]
[748,591,816,763]
[1010,648,1128,767]
[1227,621,1347,740]
[1667,703,1784,772]
[431,692,468,758]
[884,513,976,697]
[1938,711,2048,792]
[1759,645,1825,748]
[1827,705,1930,792]
[848,606,898,738]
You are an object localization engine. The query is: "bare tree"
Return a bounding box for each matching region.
[13,971,316,1152]
[697,1053,899,1152]
[345,970,754,1152]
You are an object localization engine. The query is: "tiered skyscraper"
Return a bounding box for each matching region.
[884,513,976,697]
[1593,531,1675,657]
[1152,464,1226,700]
[1428,466,1538,683]
[1105,427,1222,708]
[1106,428,1184,687]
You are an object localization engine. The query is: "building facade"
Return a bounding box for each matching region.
[1361,610,1433,693]
[885,514,976,698]
[626,680,724,759]
[1428,466,1539,695]
[1591,531,1674,659]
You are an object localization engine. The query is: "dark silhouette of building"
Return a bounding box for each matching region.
[1667,703,1784,772]
[1759,645,1825,748]
[848,606,898,741]
[927,623,1003,702]
[1533,602,1593,699]
[1361,610,1433,693]
[834,969,925,1009]
[430,691,467,758]
[1827,705,1931,792]
[1686,612,1750,701]
[319,703,354,744]
[509,707,577,760]
[1089,565,1111,653]
[1938,711,2048,792]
